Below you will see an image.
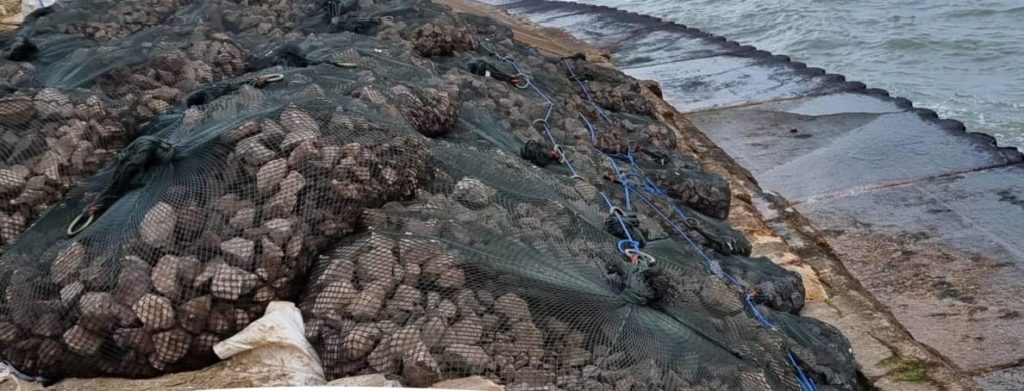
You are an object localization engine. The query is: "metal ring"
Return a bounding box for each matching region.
[568,174,584,181]
[258,73,285,83]
[331,61,359,68]
[623,248,656,266]
[513,76,530,89]
[683,217,701,229]
[531,118,548,128]
[67,213,95,237]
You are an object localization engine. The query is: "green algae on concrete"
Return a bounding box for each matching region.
[881,355,935,383]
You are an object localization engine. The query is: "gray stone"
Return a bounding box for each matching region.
[452,178,495,209]
[349,279,389,321]
[150,329,191,369]
[256,158,287,195]
[326,374,401,387]
[220,237,255,265]
[63,325,103,356]
[140,202,176,247]
[51,242,85,285]
[495,293,531,322]
[444,344,491,373]
[311,280,358,317]
[133,293,176,331]
[210,266,258,300]
[178,295,212,334]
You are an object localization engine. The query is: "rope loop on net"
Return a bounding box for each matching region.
[66,212,95,237]
[252,73,285,87]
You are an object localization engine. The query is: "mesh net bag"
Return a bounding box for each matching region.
[0,0,861,388]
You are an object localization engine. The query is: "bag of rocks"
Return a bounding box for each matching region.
[0,70,432,380]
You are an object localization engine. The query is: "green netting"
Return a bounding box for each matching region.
[0,0,861,388]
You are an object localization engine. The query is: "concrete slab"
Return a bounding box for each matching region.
[976,365,1024,391]
[625,54,847,113]
[688,92,1019,201]
[797,164,1024,373]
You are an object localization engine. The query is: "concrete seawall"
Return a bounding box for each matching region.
[470,0,1024,389]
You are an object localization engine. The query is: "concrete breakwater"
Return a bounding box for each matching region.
[472,0,1024,389]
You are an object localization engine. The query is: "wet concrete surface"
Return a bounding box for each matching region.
[479,0,1023,388]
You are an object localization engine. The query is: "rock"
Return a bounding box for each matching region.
[133,293,176,331]
[342,323,380,359]
[140,202,177,247]
[0,98,35,126]
[238,137,276,166]
[51,242,85,285]
[453,178,496,209]
[79,292,129,332]
[0,169,26,193]
[510,321,543,349]
[349,279,389,321]
[113,327,154,356]
[35,312,64,337]
[388,284,422,312]
[422,253,464,288]
[211,266,259,300]
[444,344,491,373]
[63,325,104,356]
[442,316,483,346]
[495,293,531,322]
[152,255,200,298]
[455,289,481,317]
[150,329,191,369]
[327,374,401,387]
[229,207,256,230]
[436,299,458,320]
[60,282,85,307]
[264,218,292,245]
[256,158,287,195]
[279,107,320,150]
[359,246,397,283]
[220,237,255,265]
[403,344,440,387]
[114,256,152,306]
[431,376,505,390]
[421,317,447,348]
[311,280,358,317]
[0,322,20,344]
[178,295,212,334]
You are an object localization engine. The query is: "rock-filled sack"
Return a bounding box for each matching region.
[0,0,863,389]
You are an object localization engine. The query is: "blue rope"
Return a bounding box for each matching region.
[480,47,816,391]
[563,58,818,391]
[788,351,819,391]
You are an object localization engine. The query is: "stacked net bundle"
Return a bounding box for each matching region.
[0,65,437,378]
[299,140,857,390]
[0,89,135,252]
[0,0,863,388]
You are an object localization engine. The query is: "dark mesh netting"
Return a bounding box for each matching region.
[0,0,861,389]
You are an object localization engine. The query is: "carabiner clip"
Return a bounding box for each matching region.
[608,206,625,217]
[67,212,95,237]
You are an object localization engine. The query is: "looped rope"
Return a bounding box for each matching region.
[67,136,175,237]
[66,212,95,236]
[251,73,285,87]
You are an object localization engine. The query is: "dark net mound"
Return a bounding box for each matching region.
[0,0,862,389]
